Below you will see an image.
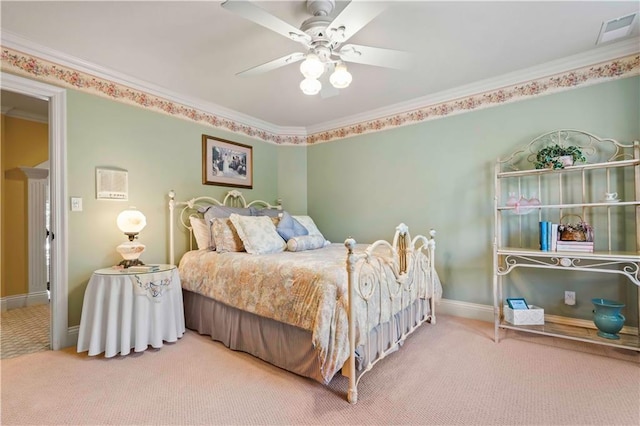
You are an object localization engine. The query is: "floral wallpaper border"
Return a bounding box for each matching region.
[2,46,639,146]
[308,55,640,144]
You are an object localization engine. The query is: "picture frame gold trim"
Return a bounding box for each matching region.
[202,135,253,188]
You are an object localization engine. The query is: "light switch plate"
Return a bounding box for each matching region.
[71,197,83,212]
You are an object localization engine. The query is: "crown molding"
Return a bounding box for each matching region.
[306,38,640,135]
[1,108,48,123]
[0,31,307,139]
[2,30,639,145]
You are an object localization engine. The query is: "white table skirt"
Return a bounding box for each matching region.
[77,267,185,357]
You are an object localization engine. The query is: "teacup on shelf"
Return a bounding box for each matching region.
[604,192,618,201]
[604,192,619,202]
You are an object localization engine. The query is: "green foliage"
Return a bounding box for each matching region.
[534,144,586,169]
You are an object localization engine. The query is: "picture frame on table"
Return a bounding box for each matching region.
[202,135,253,188]
[506,298,529,310]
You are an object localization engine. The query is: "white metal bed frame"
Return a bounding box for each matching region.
[168,189,437,404]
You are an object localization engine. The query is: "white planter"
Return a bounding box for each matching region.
[557,155,574,167]
[504,305,544,325]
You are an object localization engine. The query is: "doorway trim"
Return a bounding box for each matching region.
[2,72,68,350]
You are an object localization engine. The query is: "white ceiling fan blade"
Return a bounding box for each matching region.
[338,44,414,70]
[327,1,388,44]
[222,0,311,45]
[236,52,306,77]
[319,63,340,99]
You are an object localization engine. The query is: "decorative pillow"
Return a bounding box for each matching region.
[276,211,308,241]
[292,215,324,238]
[287,235,327,252]
[252,207,281,218]
[229,214,286,255]
[189,216,214,250]
[202,205,253,226]
[212,218,244,253]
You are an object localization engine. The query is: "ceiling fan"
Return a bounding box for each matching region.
[221,0,412,97]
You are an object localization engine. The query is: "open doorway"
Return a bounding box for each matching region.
[1,73,68,352]
[1,90,50,358]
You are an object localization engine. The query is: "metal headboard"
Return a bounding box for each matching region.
[168,189,282,265]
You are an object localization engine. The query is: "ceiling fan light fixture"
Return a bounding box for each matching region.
[329,62,352,89]
[300,77,322,95]
[299,53,325,79]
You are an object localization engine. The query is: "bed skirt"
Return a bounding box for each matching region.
[183,289,325,382]
[183,289,432,385]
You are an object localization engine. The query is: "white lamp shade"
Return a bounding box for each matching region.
[300,78,322,95]
[116,208,147,234]
[330,63,352,89]
[299,54,325,79]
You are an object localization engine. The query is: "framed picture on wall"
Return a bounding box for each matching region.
[202,135,253,188]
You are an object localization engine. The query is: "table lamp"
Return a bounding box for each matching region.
[115,207,147,268]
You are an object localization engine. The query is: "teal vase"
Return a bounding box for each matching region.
[592,298,625,340]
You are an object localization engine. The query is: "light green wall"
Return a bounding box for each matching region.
[277,145,307,214]
[66,91,290,325]
[307,76,640,324]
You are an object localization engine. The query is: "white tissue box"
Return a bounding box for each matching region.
[504,305,544,325]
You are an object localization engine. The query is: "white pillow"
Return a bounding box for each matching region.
[292,215,324,238]
[287,235,327,252]
[190,216,213,250]
[229,214,286,255]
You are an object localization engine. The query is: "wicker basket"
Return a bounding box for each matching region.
[558,214,591,242]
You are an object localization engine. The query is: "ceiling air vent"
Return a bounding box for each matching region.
[596,13,638,45]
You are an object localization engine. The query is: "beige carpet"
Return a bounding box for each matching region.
[0,304,50,359]
[1,315,638,425]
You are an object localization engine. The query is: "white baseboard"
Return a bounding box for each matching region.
[438,298,494,322]
[66,325,79,349]
[0,292,49,312]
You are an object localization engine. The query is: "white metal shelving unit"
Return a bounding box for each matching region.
[493,129,640,352]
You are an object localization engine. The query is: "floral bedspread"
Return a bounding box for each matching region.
[178,243,440,383]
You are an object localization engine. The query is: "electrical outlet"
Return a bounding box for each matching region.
[564,291,576,306]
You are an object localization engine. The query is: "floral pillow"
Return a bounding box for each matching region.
[286,235,327,252]
[229,214,286,255]
[189,216,214,250]
[212,217,244,253]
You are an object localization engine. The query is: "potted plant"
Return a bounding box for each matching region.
[534,144,586,169]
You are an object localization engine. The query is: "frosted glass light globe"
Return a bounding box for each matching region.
[299,54,325,79]
[117,208,147,234]
[300,78,321,95]
[330,63,352,89]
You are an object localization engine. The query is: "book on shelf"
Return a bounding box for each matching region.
[556,241,594,252]
[550,223,558,251]
[127,264,160,273]
[539,221,551,251]
[556,241,594,246]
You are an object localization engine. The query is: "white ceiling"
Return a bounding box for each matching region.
[1,1,639,130]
